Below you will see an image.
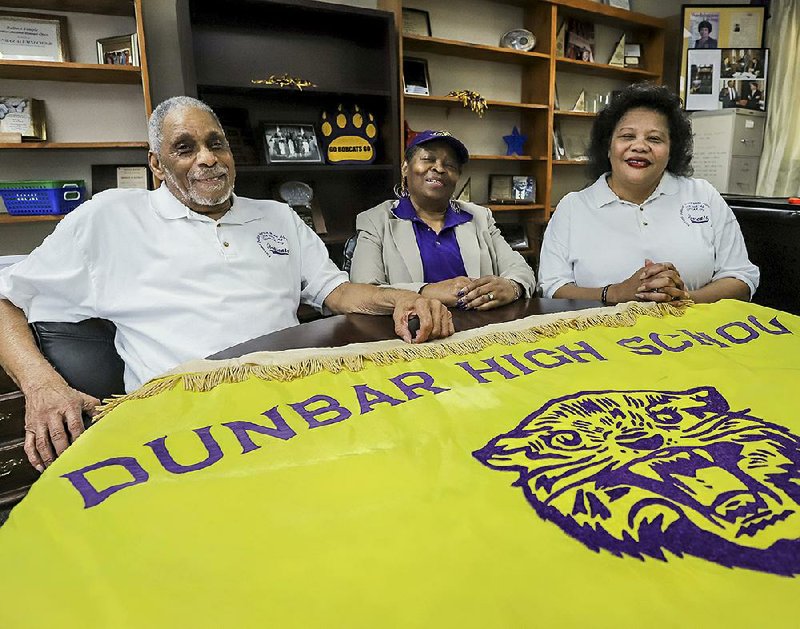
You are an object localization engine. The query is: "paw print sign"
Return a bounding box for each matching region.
[320,105,378,164]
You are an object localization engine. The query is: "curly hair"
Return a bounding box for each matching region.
[586,83,693,180]
[698,20,713,33]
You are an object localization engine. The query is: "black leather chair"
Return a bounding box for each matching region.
[31,319,126,401]
[725,195,800,315]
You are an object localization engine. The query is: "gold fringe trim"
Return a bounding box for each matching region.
[93,302,688,420]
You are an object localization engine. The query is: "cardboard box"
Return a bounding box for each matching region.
[0,97,46,141]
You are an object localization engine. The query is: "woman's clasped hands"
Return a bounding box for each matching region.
[608,259,691,304]
[420,275,520,310]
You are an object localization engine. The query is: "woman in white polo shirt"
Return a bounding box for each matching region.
[538,83,758,305]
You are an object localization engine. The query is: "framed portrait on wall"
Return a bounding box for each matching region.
[679,5,766,100]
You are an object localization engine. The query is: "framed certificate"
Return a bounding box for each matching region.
[402,9,431,37]
[0,11,70,62]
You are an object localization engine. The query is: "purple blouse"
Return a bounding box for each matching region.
[394,197,472,283]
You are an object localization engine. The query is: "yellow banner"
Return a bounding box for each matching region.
[1,300,798,627]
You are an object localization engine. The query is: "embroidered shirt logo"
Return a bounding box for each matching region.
[257,231,289,257]
[680,202,710,226]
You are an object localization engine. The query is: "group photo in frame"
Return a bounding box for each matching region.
[0,10,70,62]
[96,34,140,66]
[262,124,323,164]
[685,47,768,112]
[679,5,766,98]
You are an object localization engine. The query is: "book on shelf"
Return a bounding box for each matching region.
[565,19,595,63]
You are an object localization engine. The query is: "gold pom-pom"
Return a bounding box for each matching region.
[446,90,489,118]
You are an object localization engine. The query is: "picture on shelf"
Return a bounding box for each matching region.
[0,11,70,62]
[564,18,594,63]
[497,222,529,251]
[679,6,766,97]
[685,48,768,112]
[403,57,430,96]
[605,0,631,9]
[91,164,153,195]
[0,96,46,141]
[488,175,536,204]
[402,8,431,37]
[96,34,139,66]
[262,124,323,164]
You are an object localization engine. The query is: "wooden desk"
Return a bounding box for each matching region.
[211,298,601,358]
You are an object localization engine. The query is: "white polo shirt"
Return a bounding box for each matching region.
[539,172,759,298]
[0,186,348,391]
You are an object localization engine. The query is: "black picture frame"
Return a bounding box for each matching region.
[261,123,324,164]
[402,8,431,37]
[489,175,536,205]
[403,57,430,96]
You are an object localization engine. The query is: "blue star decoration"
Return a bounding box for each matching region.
[503,126,527,156]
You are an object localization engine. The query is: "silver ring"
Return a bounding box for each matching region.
[487,292,494,301]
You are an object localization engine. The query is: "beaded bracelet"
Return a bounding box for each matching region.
[509,279,522,301]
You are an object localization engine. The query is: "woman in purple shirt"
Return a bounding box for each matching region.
[349,130,536,310]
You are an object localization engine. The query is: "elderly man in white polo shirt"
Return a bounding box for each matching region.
[0,96,453,472]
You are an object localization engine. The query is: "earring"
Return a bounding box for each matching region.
[394,176,409,198]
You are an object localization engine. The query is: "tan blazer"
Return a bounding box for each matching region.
[349,199,537,296]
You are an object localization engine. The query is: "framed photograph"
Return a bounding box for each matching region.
[96,34,139,66]
[564,18,594,63]
[497,222,529,251]
[403,57,430,96]
[605,0,631,9]
[0,11,70,62]
[91,164,153,195]
[261,124,323,164]
[685,48,768,112]
[489,175,536,205]
[455,177,471,203]
[402,8,431,37]
[679,5,766,96]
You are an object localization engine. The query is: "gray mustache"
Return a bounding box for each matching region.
[190,167,228,181]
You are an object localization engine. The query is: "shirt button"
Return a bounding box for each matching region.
[643,222,648,226]
[435,241,441,246]
[223,241,230,247]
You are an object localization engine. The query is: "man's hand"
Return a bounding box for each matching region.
[23,380,99,471]
[391,293,454,343]
[324,282,454,343]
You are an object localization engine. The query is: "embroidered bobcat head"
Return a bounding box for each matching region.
[473,387,800,575]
